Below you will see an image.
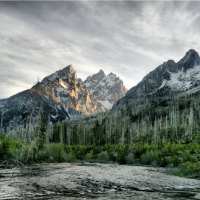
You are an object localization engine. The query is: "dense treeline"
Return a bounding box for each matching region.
[4,93,200,146]
[49,94,200,146]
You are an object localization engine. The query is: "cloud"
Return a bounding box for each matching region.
[0,1,200,98]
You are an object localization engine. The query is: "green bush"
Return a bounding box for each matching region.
[84,152,93,161]
[47,143,67,162]
[180,162,200,177]
[159,156,171,167]
[97,151,109,162]
[171,155,180,167]
[141,150,159,165]
[0,135,24,161]
[65,151,76,162]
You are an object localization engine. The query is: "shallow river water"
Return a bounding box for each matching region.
[0,162,200,199]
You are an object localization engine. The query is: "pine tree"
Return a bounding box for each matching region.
[37,104,48,150]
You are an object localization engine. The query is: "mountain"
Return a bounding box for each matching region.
[32,65,99,117]
[0,65,126,132]
[84,70,127,111]
[114,49,200,109]
[48,49,200,147]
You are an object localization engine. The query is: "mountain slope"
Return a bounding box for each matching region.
[114,49,200,109]
[0,65,126,132]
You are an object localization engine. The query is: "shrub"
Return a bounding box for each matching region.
[65,151,76,162]
[84,152,93,161]
[97,151,109,162]
[47,143,67,162]
[159,156,171,167]
[0,135,24,161]
[141,150,159,165]
[171,155,180,167]
[180,162,200,177]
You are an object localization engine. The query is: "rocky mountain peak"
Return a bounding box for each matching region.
[115,49,200,110]
[38,65,77,87]
[68,64,75,71]
[0,65,127,131]
[56,64,76,78]
[84,69,106,89]
[84,70,127,111]
[59,64,75,73]
[178,49,200,71]
[107,72,116,78]
[93,69,106,80]
[98,69,106,77]
[183,49,199,60]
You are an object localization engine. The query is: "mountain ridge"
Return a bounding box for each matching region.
[113,49,200,110]
[0,65,127,132]
[84,69,127,110]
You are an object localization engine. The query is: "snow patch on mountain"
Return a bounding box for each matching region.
[160,65,200,91]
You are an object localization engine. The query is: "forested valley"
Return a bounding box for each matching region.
[1,91,200,179]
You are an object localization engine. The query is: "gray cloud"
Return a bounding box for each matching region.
[0,1,200,98]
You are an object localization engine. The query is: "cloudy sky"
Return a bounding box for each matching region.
[0,1,200,99]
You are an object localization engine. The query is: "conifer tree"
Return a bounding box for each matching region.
[37,104,48,150]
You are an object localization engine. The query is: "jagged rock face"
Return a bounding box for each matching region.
[0,65,126,132]
[84,70,127,111]
[114,49,200,109]
[32,65,99,118]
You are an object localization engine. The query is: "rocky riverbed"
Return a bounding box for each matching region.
[0,162,200,199]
